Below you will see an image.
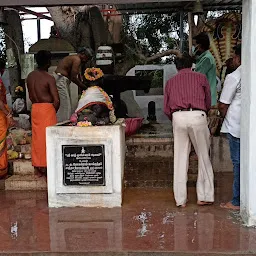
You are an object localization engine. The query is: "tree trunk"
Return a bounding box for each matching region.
[88,6,110,50]
[48,6,81,48]
[48,6,112,51]
[103,5,122,44]
[188,12,193,55]
[4,10,24,99]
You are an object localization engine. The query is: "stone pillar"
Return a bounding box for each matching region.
[240,0,256,226]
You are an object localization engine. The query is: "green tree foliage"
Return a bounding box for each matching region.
[122,12,189,63]
[0,27,6,63]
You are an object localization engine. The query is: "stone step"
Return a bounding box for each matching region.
[126,137,173,158]
[0,253,252,256]
[5,175,47,191]
[124,135,233,187]
[12,159,34,175]
[0,252,252,255]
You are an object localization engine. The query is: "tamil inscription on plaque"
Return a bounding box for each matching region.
[62,145,105,186]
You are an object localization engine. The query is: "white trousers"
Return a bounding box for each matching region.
[172,111,214,206]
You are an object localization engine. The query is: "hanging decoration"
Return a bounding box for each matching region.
[200,12,242,81]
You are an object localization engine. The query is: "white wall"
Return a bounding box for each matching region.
[240,0,256,226]
[126,64,177,123]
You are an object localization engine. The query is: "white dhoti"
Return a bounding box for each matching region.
[52,73,72,123]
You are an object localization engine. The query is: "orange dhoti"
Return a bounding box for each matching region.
[0,110,8,178]
[32,103,57,168]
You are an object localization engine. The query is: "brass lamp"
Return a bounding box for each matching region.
[192,0,204,25]
[192,0,204,15]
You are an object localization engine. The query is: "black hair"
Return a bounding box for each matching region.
[233,44,241,57]
[193,32,210,50]
[174,53,193,70]
[77,47,94,59]
[35,50,52,67]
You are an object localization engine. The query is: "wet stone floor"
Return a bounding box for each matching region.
[0,174,256,255]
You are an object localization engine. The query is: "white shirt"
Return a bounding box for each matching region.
[220,65,241,138]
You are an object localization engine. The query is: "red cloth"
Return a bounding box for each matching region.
[164,68,211,119]
[125,118,143,137]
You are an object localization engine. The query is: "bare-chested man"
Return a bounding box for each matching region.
[27,50,59,177]
[53,47,93,122]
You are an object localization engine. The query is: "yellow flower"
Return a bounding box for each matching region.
[15,86,24,93]
[77,121,92,127]
[84,67,104,81]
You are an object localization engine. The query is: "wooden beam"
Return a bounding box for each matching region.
[14,6,52,21]
[0,0,193,7]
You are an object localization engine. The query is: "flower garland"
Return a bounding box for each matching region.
[97,86,114,111]
[84,67,104,81]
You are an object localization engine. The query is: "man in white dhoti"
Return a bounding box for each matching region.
[53,47,93,122]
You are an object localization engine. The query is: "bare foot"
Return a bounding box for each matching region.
[35,167,47,178]
[40,167,47,177]
[220,202,240,210]
[35,167,43,177]
[197,201,214,206]
[177,204,186,208]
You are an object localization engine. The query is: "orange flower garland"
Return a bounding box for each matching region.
[84,67,104,81]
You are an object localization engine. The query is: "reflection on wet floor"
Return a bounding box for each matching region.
[0,174,255,254]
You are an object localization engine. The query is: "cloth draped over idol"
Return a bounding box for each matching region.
[0,78,8,178]
[52,73,71,123]
[71,86,116,125]
[31,103,57,168]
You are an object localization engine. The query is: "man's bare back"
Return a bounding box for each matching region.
[55,55,81,78]
[27,70,60,111]
[55,50,91,90]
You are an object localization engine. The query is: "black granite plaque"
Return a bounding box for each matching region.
[62,145,105,186]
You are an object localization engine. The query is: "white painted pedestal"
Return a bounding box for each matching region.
[46,120,125,208]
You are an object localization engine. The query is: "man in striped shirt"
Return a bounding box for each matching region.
[164,53,214,208]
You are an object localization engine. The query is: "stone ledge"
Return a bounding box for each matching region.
[0,252,252,256]
[12,160,34,175]
[5,175,47,191]
[126,137,173,145]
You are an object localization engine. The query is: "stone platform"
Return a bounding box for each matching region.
[125,124,233,187]
[5,160,47,191]
[4,124,233,191]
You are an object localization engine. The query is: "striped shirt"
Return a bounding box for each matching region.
[164,68,211,119]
